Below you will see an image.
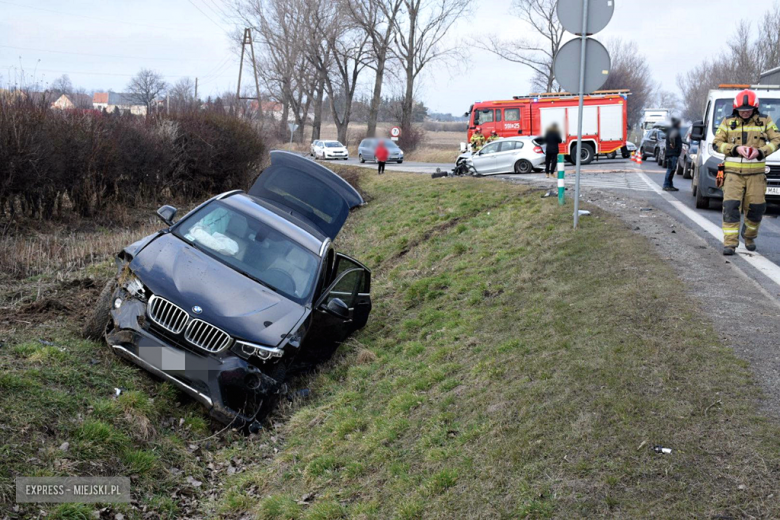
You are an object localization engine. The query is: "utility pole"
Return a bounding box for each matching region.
[194,77,198,101]
[236,28,262,118]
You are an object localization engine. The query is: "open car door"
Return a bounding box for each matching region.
[248,151,364,240]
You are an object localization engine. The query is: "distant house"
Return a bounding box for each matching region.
[92,92,147,115]
[51,93,92,110]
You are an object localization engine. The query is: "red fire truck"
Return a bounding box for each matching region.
[465,90,630,165]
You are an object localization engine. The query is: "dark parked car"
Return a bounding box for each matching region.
[358,138,404,163]
[676,127,698,179]
[639,128,666,162]
[85,152,372,432]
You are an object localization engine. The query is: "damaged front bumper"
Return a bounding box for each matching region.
[106,294,284,432]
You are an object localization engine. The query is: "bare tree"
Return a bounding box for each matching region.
[599,39,654,131]
[391,0,471,146]
[127,69,167,114]
[50,74,73,95]
[473,0,563,93]
[238,0,313,140]
[677,4,780,122]
[170,77,197,112]
[347,0,404,137]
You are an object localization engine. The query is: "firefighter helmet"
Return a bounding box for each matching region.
[476,126,482,132]
[734,89,759,111]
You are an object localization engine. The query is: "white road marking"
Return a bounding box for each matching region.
[636,171,780,289]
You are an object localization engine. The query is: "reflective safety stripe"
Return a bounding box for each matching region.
[558,179,564,188]
[737,126,766,131]
[719,143,730,153]
[722,229,739,234]
[769,123,779,131]
[767,142,778,153]
[724,161,766,170]
[745,223,758,230]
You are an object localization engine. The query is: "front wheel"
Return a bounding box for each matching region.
[397,159,403,164]
[514,159,533,174]
[694,169,710,209]
[621,146,630,159]
[682,161,693,179]
[83,279,116,340]
[359,154,365,163]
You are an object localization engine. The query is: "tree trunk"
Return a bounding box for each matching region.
[367,48,388,138]
[311,78,325,141]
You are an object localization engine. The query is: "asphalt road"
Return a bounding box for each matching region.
[343,153,780,295]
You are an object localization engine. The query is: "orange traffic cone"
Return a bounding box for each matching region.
[636,152,642,166]
[630,151,636,163]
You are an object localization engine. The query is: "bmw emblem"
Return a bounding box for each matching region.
[192,306,203,314]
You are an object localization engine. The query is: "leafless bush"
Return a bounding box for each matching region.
[0,95,266,223]
[397,125,426,152]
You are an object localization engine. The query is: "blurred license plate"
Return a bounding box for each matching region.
[766,187,780,195]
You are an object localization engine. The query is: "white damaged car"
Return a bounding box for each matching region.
[456,136,546,175]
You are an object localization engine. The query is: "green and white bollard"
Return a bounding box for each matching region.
[557,153,565,205]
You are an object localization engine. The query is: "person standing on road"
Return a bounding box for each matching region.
[662,118,683,191]
[543,123,563,178]
[487,130,500,143]
[375,140,389,175]
[713,89,780,255]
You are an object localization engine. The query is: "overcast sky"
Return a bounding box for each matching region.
[1,0,777,115]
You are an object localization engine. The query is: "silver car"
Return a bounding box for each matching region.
[457,137,545,175]
[358,138,404,163]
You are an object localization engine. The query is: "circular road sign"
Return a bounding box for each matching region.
[557,0,615,35]
[390,126,401,137]
[553,37,611,94]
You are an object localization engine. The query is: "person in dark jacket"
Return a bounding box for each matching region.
[543,124,563,178]
[663,118,683,191]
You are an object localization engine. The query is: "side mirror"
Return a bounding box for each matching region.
[690,120,706,142]
[156,205,177,226]
[324,298,350,319]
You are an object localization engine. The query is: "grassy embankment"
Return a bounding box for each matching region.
[2,166,780,518]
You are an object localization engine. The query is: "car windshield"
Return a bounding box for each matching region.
[174,201,318,304]
[379,139,400,150]
[324,142,343,148]
[712,98,780,133]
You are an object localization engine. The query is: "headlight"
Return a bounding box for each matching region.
[122,272,144,297]
[235,340,284,360]
[767,166,772,174]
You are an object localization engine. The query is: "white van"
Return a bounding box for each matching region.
[690,85,780,209]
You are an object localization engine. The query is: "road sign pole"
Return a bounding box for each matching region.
[558,153,565,205]
[573,0,589,230]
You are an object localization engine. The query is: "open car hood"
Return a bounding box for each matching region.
[248,151,363,240]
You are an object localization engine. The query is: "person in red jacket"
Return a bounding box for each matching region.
[375,140,389,175]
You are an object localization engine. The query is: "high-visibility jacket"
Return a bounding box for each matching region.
[470,133,485,150]
[712,112,780,175]
[486,135,499,143]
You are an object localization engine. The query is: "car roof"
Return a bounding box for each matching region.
[323,140,342,144]
[219,193,325,254]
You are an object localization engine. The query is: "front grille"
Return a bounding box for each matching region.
[184,319,232,353]
[768,165,780,178]
[148,295,189,334]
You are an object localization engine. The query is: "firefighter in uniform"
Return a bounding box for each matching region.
[712,89,780,255]
[487,130,500,143]
[470,127,486,152]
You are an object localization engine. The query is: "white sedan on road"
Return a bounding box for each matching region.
[457,136,545,175]
[310,140,349,160]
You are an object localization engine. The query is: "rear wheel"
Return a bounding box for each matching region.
[568,144,595,165]
[514,159,533,174]
[682,160,693,179]
[607,152,616,160]
[83,279,116,340]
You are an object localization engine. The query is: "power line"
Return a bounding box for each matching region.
[0,45,223,63]
[0,1,187,31]
[186,0,233,34]
[1,65,233,80]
